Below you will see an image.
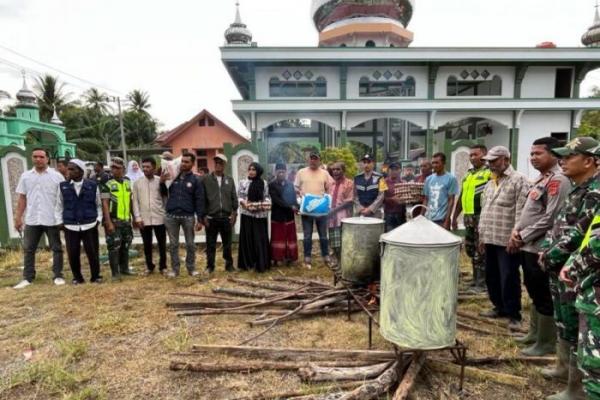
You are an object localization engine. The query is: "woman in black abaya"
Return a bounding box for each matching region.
[237,162,271,272]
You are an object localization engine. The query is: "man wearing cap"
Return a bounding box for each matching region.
[101,157,135,280]
[354,154,387,219]
[478,146,529,330]
[93,161,110,188]
[269,163,299,267]
[201,154,238,273]
[132,157,167,276]
[161,152,205,277]
[539,137,600,399]
[422,152,458,229]
[13,148,65,289]
[509,137,571,357]
[294,151,334,269]
[452,145,491,292]
[55,159,103,284]
[327,161,354,264]
[383,162,406,232]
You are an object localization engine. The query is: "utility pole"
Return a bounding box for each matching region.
[111,96,127,163]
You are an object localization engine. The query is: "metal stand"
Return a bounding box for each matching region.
[393,341,468,392]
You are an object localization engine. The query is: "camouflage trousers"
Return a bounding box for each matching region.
[105,221,133,277]
[464,214,485,287]
[549,273,579,344]
[578,311,600,399]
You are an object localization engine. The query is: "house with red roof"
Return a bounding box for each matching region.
[156,109,249,173]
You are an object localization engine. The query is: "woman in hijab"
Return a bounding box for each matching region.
[126,160,144,182]
[237,162,271,272]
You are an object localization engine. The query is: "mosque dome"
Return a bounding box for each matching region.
[582,5,600,47]
[16,73,38,108]
[225,2,253,47]
[311,0,415,47]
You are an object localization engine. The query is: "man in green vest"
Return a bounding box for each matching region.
[101,157,134,280]
[452,144,491,293]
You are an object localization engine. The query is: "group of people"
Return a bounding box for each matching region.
[12,135,600,399]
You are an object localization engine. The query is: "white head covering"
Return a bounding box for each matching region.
[126,160,144,181]
[69,159,86,173]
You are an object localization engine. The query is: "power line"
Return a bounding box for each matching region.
[0,43,123,95]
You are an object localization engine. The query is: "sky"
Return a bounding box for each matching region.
[1,0,600,138]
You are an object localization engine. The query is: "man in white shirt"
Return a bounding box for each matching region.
[55,159,103,284]
[13,148,65,289]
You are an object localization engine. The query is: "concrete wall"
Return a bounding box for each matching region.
[518,111,571,177]
[256,66,340,100]
[435,66,515,99]
[521,67,563,98]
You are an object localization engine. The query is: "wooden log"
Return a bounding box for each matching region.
[461,356,554,366]
[190,345,398,362]
[169,360,380,373]
[177,309,289,317]
[232,381,366,400]
[457,311,528,334]
[298,362,392,382]
[249,305,362,326]
[426,359,528,388]
[392,352,426,400]
[212,287,269,299]
[167,299,303,310]
[456,321,512,337]
[228,277,298,292]
[273,276,334,288]
[337,361,400,400]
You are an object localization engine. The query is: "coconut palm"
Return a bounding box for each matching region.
[33,74,72,122]
[126,89,151,113]
[83,88,112,115]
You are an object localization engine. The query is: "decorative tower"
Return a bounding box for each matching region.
[224,1,253,47]
[582,1,600,47]
[50,106,63,126]
[15,71,40,122]
[311,0,414,47]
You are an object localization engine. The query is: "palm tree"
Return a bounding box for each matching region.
[33,74,71,122]
[83,88,112,115]
[126,89,151,113]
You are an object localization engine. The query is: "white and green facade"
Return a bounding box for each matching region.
[222,46,600,178]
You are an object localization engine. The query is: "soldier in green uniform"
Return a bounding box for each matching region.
[562,210,600,399]
[452,144,491,292]
[541,136,600,400]
[101,157,134,280]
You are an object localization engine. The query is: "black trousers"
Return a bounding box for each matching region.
[521,251,554,316]
[140,225,167,272]
[205,217,233,271]
[64,227,101,282]
[23,225,63,282]
[485,244,522,320]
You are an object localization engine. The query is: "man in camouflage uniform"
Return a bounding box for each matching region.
[562,207,600,399]
[541,136,600,400]
[101,157,134,281]
[452,144,491,292]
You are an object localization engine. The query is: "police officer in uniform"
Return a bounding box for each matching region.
[452,144,491,292]
[354,154,387,219]
[101,157,134,280]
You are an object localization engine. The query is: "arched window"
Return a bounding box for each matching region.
[269,76,327,97]
[365,40,376,48]
[359,75,416,97]
[447,74,502,96]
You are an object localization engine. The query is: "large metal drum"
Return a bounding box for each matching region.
[340,217,384,284]
[379,216,462,350]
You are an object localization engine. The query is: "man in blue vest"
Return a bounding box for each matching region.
[55,159,103,284]
[354,154,387,219]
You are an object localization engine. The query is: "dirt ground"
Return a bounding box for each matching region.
[0,244,564,400]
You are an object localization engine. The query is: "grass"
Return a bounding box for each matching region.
[0,244,564,399]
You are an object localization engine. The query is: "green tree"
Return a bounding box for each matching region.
[126,89,151,114]
[33,74,71,122]
[321,146,358,178]
[123,109,158,148]
[83,88,112,115]
[578,86,600,140]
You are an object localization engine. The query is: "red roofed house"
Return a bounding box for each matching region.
[156,109,249,173]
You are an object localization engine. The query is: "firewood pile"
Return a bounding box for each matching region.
[167,276,378,345]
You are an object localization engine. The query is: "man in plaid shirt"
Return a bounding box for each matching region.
[478,146,529,330]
